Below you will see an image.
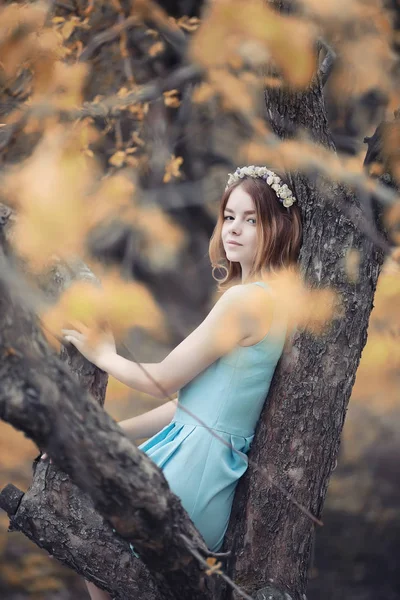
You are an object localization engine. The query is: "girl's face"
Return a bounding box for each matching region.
[222,184,258,278]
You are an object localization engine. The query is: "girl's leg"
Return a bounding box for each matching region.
[85,580,112,600]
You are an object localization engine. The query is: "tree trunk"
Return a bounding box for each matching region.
[223,79,386,599]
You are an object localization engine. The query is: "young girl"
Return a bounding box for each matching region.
[63,166,302,600]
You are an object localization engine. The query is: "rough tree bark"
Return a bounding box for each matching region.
[222,80,386,598]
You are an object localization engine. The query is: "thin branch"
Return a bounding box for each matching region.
[54,1,76,11]
[318,39,337,87]
[179,533,255,600]
[79,15,139,62]
[118,16,135,86]
[148,14,187,56]
[15,64,204,122]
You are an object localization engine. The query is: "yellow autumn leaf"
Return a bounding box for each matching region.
[117,87,130,98]
[148,40,165,56]
[205,557,222,575]
[163,155,183,183]
[109,151,126,168]
[61,19,76,40]
[176,16,201,32]
[163,89,181,107]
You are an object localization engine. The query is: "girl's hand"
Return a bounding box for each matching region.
[62,325,117,368]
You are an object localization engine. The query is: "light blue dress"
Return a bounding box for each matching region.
[138,281,286,552]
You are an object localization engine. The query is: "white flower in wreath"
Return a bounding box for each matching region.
[266,176,274,185]
[271,183,280,192]
[283,197,294,208]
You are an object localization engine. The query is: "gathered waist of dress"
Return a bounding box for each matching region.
[172,411,255,439]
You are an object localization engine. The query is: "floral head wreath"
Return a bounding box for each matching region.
[225,165,297,209]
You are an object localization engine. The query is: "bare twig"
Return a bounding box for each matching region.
[318,39,337,87]
[12,64,204,122]
[54,1,75,11]
[179,533,255,600]
[79,15,139,62]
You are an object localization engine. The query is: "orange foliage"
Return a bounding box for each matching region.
[191,0,316,89]
[4,123,99,270]
[40,271,166,347]
[352,261,400,414]
[163,154,184,182]
[266,268,337,335]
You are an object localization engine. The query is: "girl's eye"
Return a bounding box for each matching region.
[223,215,233,220]
[248,218,256,224]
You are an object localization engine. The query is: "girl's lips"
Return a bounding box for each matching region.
[227,241,242,246]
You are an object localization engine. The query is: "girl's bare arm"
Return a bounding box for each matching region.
[63,284,273,399]
[118,399,177,443]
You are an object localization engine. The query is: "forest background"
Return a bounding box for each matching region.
[0,0,400,599]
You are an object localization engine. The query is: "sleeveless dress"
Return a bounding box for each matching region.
[138,281,286,552]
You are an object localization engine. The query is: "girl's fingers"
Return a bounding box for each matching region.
[62,330,86,346]
[62,329,83,338]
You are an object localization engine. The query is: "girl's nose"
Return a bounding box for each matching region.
[229,220,241,235]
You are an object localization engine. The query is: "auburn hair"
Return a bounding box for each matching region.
[209,176,302,289]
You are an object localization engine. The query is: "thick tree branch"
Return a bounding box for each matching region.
[0,473,163,600]
[0,248,169,599]
[0,254,216,600]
